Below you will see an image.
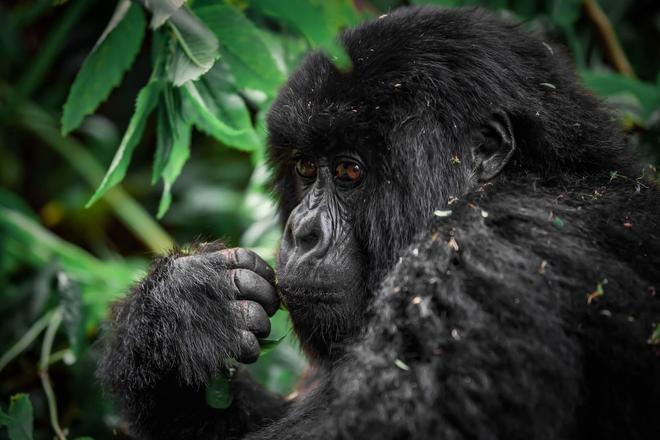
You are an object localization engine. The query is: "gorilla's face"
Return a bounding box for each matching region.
[277,150,369,357]
[268,20,518,360]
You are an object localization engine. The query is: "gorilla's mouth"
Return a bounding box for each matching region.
[277,284,345,305]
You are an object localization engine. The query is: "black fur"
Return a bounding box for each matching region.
[98,242,287,438]
[99,6,660,439]
[250,177,660,439]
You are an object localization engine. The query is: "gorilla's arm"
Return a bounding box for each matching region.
[98,244,288,439]
[250,179,660,440]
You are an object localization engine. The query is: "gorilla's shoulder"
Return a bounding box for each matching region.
[380,175,659,325]
[318,177,660,439]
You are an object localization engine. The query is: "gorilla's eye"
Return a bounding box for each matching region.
[335,160,364,184]
[295,158,318,179]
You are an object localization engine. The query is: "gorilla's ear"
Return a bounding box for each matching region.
[471,112,516,181]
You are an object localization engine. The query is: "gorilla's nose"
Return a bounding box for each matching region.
[281,208,332,264]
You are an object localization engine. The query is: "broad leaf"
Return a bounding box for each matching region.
[195,4,283,95]
[580,71,660,120]
[551,0,582,28]
[1,207,146,326]
[157,119,192,219]
[86,79,162,207]
[152,86,183,184]
[153,106,172,184]
[139,0,185,28]
[251,0,353,69]
[258,330,289,356]
[319,0,362,28]
[193,66,260,150]
[166,7,219,86]
[0,394,33,440]
[182,81,254,151]
[61,0,146,134]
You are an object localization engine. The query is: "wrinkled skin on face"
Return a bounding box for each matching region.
[277,152,369,358]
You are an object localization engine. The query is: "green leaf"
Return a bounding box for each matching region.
[61,0,146,134]
[0,188,39,220]
[157,120,192,219]
[0,394,34,440]
[56,271,86,358]
[152,86,183,184]
[140,0,185,28]
[580,71,660,120]
[86,79,162,207]
[649,323,660,345]
[206,370,234,409]
[550,0,582,27]
[0,206,146,326]
[258,330,289,356]
[251,0,352,69]
[153,106,173,185]
[196,66,260,149]
[194,4,284,95]
[318,0,362,28]
[166,6,219,86]
[182,80,253,151]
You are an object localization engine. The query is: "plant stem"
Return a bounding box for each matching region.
[0,310,54,373]
[48,349,72,366]
[583,0,636,78]
[39,307,67,440]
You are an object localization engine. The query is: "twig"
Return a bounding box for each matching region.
[48,349,73,366]
[39,307,67,440]
[583,0,636,78]
[0,310,54,373]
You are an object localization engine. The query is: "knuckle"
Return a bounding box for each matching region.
[248,301,268,322]
[234,247,253,265]
[234,268,258,290]
[237,330,260,363]
[212,247,239,268]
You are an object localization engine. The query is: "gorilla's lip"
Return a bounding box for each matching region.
[277,285,345,304]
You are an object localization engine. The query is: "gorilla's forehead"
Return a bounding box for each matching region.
[267,6,529,158]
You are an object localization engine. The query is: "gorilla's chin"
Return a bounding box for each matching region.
[279,284,368,359]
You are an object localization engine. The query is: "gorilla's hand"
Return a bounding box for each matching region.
[172,247,279,364]
[101,244,279,393]
[99,245,286,438]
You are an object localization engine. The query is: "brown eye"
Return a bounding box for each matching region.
[335,161,364,184]
[295,158,318,179]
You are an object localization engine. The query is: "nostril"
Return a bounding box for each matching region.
[299,231,320,251]
[286,210,327,255]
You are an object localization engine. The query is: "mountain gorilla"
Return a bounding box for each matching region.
[99,6,660,440]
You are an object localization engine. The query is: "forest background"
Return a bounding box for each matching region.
[0,0,658,438]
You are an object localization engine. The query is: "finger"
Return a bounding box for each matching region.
[215,248,276,285]
[233,269,279,316]
[235,330,260,364]
[229,300,271,338]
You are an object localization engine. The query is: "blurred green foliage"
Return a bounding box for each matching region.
[0,0,658,438]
